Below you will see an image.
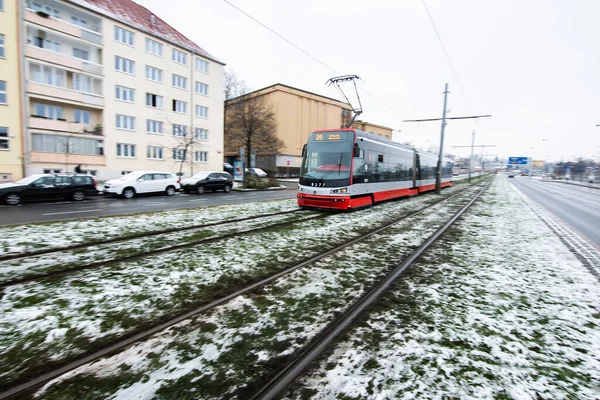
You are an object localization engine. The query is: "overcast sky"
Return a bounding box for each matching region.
[138,0,600,163]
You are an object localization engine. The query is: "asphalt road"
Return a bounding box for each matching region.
[510,176,600,248]
[0,187,298,226]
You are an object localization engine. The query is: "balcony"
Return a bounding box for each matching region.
[25,10,102,45]
[27,82,104,108]
[25,46,103,76]
[29,116,104,136]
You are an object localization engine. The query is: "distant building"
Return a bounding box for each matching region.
[224,83,391,176]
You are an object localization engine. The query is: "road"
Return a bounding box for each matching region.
[510,176,600,247]
[0,187,297,226]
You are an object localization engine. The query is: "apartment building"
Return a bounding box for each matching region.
[0,0,25,182]
[20,0,224,180]
[224,83,392,176]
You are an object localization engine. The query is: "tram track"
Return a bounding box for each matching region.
[0,181,490,400]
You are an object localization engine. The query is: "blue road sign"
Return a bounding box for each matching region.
[508,156,528,165]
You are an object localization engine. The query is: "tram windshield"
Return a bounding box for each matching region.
[300,131,354,187]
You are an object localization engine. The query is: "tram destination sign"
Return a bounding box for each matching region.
[508,156,528,165]
[311,131,352,141]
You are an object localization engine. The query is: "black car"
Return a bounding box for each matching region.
[180,171,233,194]
[0,174,98,205]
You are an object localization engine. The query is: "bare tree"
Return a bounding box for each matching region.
[225,95,284,168]
[224,69,248,100]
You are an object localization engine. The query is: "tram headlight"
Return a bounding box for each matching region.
[330,187,348,194]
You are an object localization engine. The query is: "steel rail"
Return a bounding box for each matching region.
[251,182,491,400]
[0,182,487,400]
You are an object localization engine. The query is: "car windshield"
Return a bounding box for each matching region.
[192,173,210,179]
[15,175,48,185]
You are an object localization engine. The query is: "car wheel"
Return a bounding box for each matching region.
[196,185,205,194]
[223,184,232,193]
[5,192,22,205]
[72,190,85,201]
[122,187,136,199]
[165,186,176,196]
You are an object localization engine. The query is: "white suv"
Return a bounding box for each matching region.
[103,171,180,199]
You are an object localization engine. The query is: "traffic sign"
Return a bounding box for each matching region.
[508,156,528,165]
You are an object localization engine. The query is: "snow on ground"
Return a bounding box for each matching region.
[0,182,477,387]
[286,176,600,400]
[33,185,483,399]
[0,199,299,256]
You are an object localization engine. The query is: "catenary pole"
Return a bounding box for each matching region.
[436,83,449,194]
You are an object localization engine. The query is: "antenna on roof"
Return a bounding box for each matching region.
[326,75,363,128]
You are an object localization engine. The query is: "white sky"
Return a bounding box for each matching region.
[137,0,600,163]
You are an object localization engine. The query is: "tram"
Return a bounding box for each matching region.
[297,129,453,210]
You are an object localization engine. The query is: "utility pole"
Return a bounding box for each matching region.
[403,85,491,194]
[452,145,495,180]
[435,83,449,194]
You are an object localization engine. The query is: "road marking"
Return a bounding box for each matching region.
[42,209,102,216]
[187,199,207,202]
[143,202,168,207]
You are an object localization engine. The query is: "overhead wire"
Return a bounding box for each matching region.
[221,0,402,115]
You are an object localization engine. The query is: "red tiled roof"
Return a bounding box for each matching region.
[69,0,223,64]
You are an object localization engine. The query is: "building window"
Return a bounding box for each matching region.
[71,16,88,28]
[72,48,89,60]
[31,2,59,18]
[145,93,163,108]
[146,119,163,134]
[145,65,163,82]
[195,58,208,73]
[195,151,208,163]
[0,127,8,150]
[121,171,132,175]
[195,82,208,95]
[195,105,208,118]
[172,124,187,137]
[74,110,91,124]
[0,1,4,11]
[34,103,63,120]
[115,56,134,74]
[172,100,187,114]
[173,148,186,160]
[147,146,163,160]
[43,169,62,174]
[30,63,65,87]
[115,85,135,102]
[145,38,162,56]
[114,26,134,46]
[116,114,135,130]
[0,34,5,58]
[32,133,104,155]
[73,73,101,95]
[172,74,187,90]
[33,36,60,52]
[172,48,187,65]
[116,143,136,158]
[0,81,6,104]
[195,128,208,141]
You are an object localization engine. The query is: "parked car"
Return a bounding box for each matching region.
[0,174,98,205]
[223,163,234,175]
[180,171,233,194]
[103,171,179,199]
[246,168,268,178]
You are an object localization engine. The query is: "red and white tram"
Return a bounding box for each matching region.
[297,129,453,210]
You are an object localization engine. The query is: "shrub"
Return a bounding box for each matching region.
[246,176,281,189]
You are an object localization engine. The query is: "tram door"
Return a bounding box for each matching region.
[413,154,420,188]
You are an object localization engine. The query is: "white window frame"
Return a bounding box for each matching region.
[115,85,135,103]
[172,48,187,65]
[173,148,186,161]
[73,73,101,95]
[71,15,88,28]
[0,34,5,58]
[195,128,208,141]
[173,100,187,114]
[0,127,9,150]
[114,26,134,46]
[0,1,5,12]
[147,146,163,160]
[145,38,163,56]
[195,105,209,119]
[172,124,187,137]
[116,143,136,158]
[146,119,163,134]
[30,63,66,88]
[145,65,163,82]
[34,103,63,120]
[72,47,89,60]
[33,36,60,52]
[31,2,60,18]
[115,56,135,74]
[195,151,208,163]
[172,74,187,90]
[0,80,6,104]
[145,93,163,108]
[74,109,91,125]
[195,82,208,96]
[116,114,135,130]
[195,58,209,73]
